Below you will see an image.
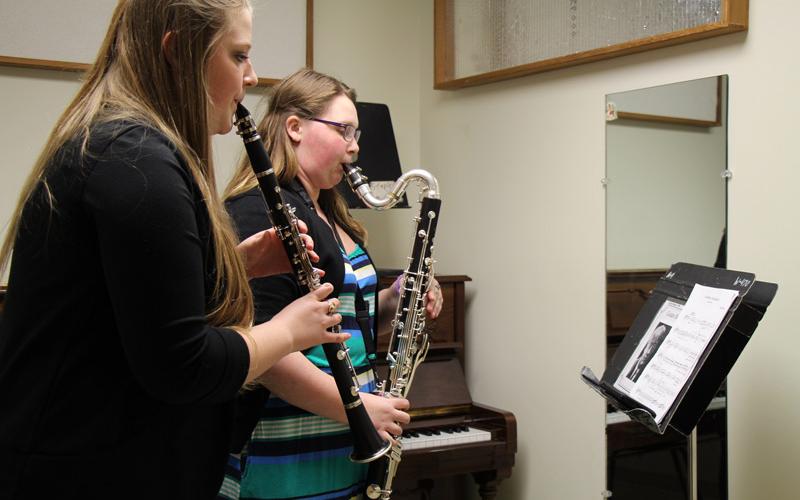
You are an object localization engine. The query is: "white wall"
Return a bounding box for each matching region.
[2,1,799,500]
[0,67,82,277]
[418,9,606,497]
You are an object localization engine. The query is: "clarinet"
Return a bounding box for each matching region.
[342,163,441,500]
[234,103,390,463]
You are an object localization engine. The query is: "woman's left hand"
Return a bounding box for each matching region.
[424,277,443,319]
[237,220,319,279]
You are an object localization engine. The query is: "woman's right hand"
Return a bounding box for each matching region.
[237,220,318,280]
[361,392,411,443]
[268,282,348,352]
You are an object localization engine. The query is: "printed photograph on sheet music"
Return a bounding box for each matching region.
[614,298,683,395]
[636,285,740,423]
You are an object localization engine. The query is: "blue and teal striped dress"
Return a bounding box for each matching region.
[219,244,379,500]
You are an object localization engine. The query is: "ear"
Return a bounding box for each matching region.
[285,115,303,143]
[161,31,176,65]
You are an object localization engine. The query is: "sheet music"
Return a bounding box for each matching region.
[614,285,739,423]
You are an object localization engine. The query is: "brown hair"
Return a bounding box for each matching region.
[225,68,367,243]
[0,0,254,327]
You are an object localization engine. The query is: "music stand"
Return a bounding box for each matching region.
[582,262,777,436]
[585,262,777,500]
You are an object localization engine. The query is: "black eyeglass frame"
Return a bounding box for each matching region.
[307,117,361,143]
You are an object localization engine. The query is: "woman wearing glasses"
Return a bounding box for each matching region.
[218,68,443,500]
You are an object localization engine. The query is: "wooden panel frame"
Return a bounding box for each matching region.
[612,76,724,127]
[0,0,314,88]
[434,0,747,90]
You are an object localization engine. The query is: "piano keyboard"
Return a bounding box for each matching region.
[605,395,727,425]
[399,425,492,450]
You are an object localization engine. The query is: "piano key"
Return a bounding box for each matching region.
[399,426,492,450]
[605,395,727,425]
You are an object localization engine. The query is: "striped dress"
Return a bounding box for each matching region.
[219,244,379,500]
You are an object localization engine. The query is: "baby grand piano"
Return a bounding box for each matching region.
[376,274,517,500]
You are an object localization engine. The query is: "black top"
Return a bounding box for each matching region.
[0,122,249,499]
[224,183,379,453]
[226,183,348,323]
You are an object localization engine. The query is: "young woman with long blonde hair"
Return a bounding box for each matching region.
[0,2,346,498]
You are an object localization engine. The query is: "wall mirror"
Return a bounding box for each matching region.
[605,75,729,500]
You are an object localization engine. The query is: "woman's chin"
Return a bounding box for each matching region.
[330,171,344,186]
[214,122,234,136]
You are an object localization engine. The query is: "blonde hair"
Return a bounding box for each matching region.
[0,0,254,328]
[225,68,367,243]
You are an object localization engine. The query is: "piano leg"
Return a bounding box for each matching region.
[418,478,434,500]
[472,471,500,500]
[389,478,434,500]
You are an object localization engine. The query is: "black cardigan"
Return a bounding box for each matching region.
[225,183,347,324]
[224,182,380,452]
[0,123,249,499]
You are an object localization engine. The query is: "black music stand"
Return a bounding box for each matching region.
[336,102,409,209]
[582,262,777,436]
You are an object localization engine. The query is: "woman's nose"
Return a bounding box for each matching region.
[244,63,258,88]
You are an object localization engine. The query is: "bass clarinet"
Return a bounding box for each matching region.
[234,103,391,463]
[341,163,441,500]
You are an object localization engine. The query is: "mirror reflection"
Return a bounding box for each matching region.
[605,75,729,500]
[606,75,727,271]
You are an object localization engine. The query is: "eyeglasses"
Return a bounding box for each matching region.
[307,117,361,143]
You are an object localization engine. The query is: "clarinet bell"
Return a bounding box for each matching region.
[349,407,392,463]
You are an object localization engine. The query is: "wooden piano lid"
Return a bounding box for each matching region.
[377,273,471,367]
[375,274,473,418]
[375,357,473,419]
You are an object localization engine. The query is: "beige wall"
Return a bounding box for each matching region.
[2,1,799,499]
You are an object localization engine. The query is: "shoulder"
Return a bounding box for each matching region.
[278,185,313,216]
[88,121,193,185]
[226,188,271,240]
[81,122,198,217]
[88,121,179,162]
[279,184,329,241]
[225,185,323,241]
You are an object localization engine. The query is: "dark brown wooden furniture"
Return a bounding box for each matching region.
[375,274,517,500]
[606,269,665,364]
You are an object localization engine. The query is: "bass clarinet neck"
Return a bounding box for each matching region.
[341,164,440,209]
